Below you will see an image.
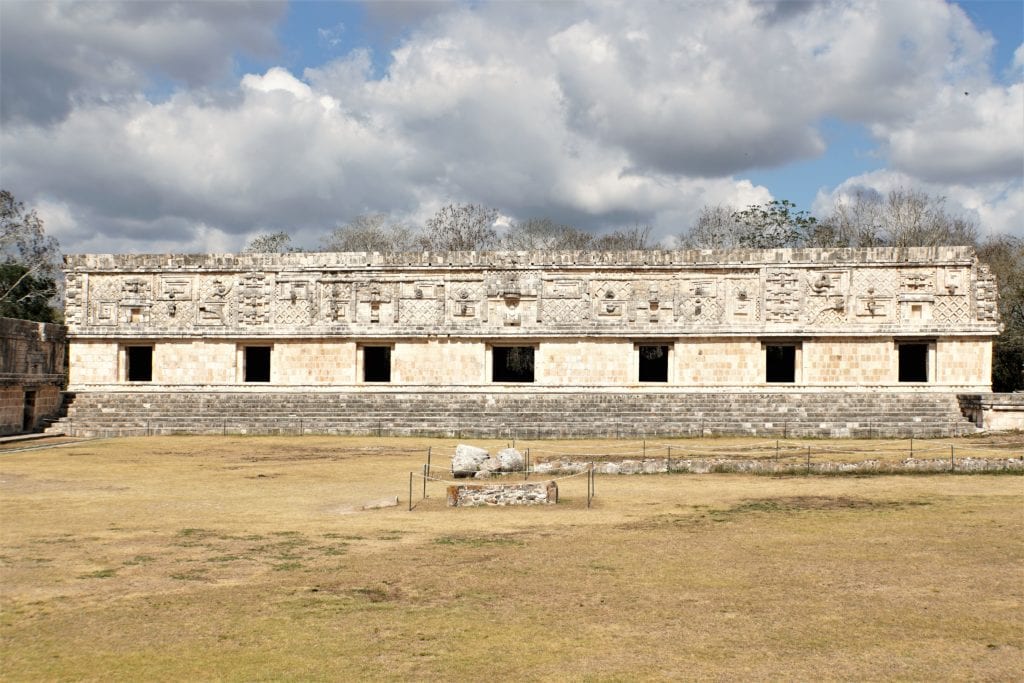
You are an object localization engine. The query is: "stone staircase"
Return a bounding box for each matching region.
[49,391,978,439]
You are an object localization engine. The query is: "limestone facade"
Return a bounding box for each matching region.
[63,246,999,393]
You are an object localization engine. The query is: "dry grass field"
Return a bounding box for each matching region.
[1,435,1022,681]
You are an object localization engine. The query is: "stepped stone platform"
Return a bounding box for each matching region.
[49,391,977,439]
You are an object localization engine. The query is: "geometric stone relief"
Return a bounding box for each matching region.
[398,281,444,325]
[90,277,122,326]
[319,282,351,323]
[899,268,935,294]
[938,267,967,296]
[725,278,758,324]
[764,269,802,322]
[541,298,590,325]
[899,298,932,323]
[64,272,85,325]
[933,296,970,325]
[197,276,232,326]
[354,281,397,324]
[678,278,721,324]
[119,276,153,325]
[854,291,893,320]
[852,268,897,297]
[399,298,443,326]
[804,270,847,323]
[156,276,194,325]
[591,280,631,321]
[543,279,584,299]
[275,301,312,326]
[448,282,485,322]
[631,281,672,323]
[64,249,1000,337]
[238,272,271,326]
[852,267,896,322]
[150,298,196,327]
[974,264,998,322]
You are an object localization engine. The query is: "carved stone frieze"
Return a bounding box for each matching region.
[974,264,998,322]
[61,247,1000,335]
[764,269,802,323]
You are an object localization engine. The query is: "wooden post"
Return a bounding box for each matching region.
[667,446,672,474]
[806,446,810,474]
[950,445,955,472]
[422,463,428,499]
[408,472,413,511]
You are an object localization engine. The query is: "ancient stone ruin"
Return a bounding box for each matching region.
[53,246,1000,437]
[447,480,558,507]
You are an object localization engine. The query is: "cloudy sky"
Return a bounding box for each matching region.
[1,0,1021,254]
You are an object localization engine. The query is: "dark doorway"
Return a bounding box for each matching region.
[126,346,153,382]
[244,346,271,382]
[899,343,929,382]
[638,345,669,382]
[765,345,796,383]
[363,346,391,382]
[22,390,35,432]
[493,346,534,383]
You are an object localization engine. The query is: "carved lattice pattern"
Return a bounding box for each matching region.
[542,299,590,324]
[399,299,442,325]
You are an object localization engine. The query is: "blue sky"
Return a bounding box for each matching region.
[0,0,1021,253]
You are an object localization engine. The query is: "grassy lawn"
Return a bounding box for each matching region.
[1,436,1022,681]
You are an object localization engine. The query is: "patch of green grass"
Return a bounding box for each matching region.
[169,569,209,581]
[207,555,243,563]
[77,568,116,579]
[434,535,525,547]
[122,555,155,566]
[272,562,303,572]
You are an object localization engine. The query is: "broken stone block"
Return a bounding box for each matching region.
[496,447,525,471]
[452,444,489,477]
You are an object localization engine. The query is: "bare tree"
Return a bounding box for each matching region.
[592,224,654,250]
[0,189,60,321]
[681,205,745,249]
[813,188,977,248]
[243,231,294,254]
[501,218,594,251]
[322,214,417,253]
[422,204,499,252]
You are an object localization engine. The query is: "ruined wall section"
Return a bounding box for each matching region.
[0,318,67,434]
[63,246,1000,341]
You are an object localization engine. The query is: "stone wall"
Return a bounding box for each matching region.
[0,317,67,434]
[447,480,558,507]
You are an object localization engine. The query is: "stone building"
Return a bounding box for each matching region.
[0,317,66,435]
[56,246,999,437]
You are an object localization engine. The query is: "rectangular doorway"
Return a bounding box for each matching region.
[638,345,669,382]
[244,346,271,382]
